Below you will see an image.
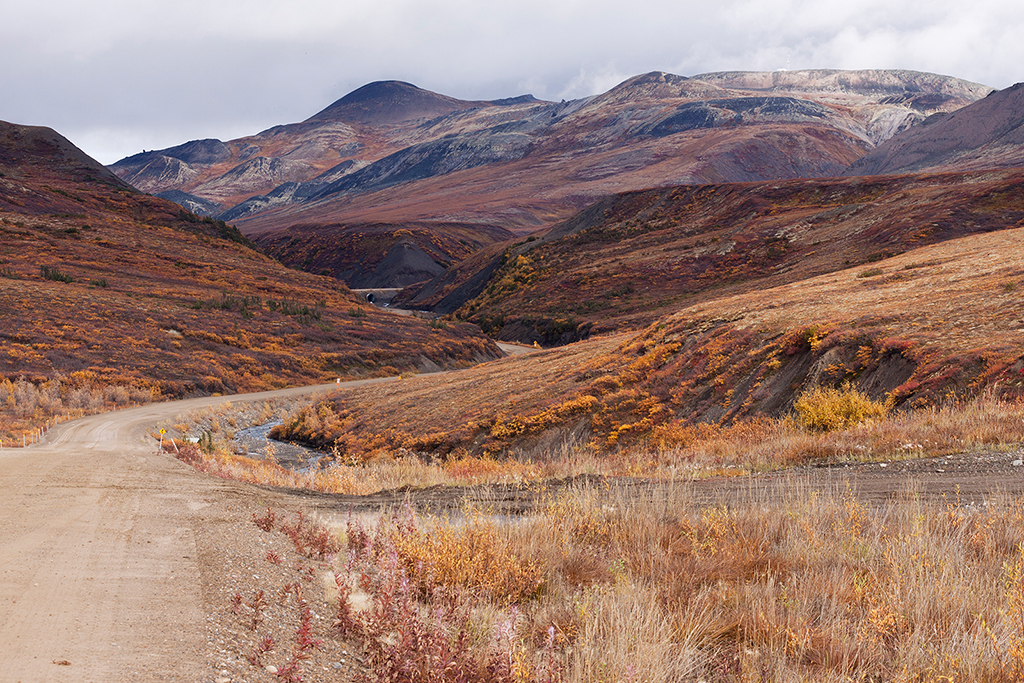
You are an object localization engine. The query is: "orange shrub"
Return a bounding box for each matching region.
[389,510,546,606]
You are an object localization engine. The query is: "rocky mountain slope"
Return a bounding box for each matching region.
[846,82,1024,175]
[0,120,499,397]
[110,70,988,236]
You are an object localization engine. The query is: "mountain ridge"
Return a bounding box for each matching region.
[845,82,1024,175]
[109,69,989,231]
[305,80,503,125]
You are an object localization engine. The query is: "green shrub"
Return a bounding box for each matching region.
[40,265,74,283]
[793,383,888,432]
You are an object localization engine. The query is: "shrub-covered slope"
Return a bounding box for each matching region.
[273,223,1024,460]
[401,169,1024,345]
[0,121,499,401]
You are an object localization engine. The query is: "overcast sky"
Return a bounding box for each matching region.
[3,0,1023,165]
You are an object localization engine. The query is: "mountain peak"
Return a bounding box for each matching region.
[306,80,487,125]
[0,120,128,187]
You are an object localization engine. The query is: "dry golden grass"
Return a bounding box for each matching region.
[171,384,1024,500]
[321,477,1024,682]
[168,388,1024,681]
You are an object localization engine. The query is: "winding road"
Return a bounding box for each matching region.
[0,380,391,683]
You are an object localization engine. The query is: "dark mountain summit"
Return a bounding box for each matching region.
[0,120,130,188]
[305,80,492,125]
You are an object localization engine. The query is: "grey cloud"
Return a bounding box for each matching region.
[2,0,1021,164]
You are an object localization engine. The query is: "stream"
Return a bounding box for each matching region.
[233,421,325,473]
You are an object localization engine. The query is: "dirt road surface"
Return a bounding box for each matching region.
[0,380,393,683]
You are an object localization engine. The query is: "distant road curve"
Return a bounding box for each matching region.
[0,378,392,683]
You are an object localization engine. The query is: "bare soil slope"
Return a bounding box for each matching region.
[846,82,1024,175]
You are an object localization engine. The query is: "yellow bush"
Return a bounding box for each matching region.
[392,512,546,605]
[792,383,888,432]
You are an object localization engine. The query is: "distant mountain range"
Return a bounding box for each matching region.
[108,69,1004,289]
[110,69,990,232]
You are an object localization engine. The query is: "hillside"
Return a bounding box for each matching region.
[397,169,1024,344]
[252,220,514,288]
[846,82,1024,176]
[0,120,499,424]
[272,222,1024,460]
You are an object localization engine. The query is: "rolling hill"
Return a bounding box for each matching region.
[251,220,515,289]
[272,217,1024,461]
[397,168,1024,345]
[0,120,499,431]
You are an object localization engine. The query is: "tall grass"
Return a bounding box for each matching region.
[324,480,1024,682]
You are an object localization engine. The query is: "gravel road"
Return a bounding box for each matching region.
[0,381,391,683]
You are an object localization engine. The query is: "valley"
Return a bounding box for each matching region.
[4,63,1024,682]
[109,69,991,289]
